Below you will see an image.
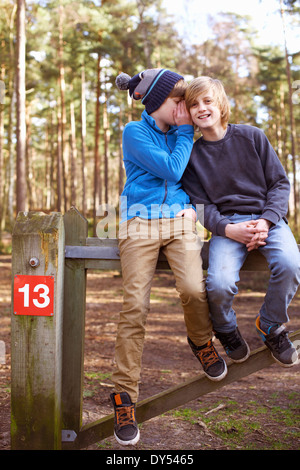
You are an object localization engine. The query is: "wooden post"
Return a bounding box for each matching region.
[62,207,88,434]
[11,211,65,450]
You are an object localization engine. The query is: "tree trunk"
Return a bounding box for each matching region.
[280,0,298,228]
[1,3,17,232]
[56,93,63,212]
[136,0,152,68]
[103,90,110,204]
[93,53,101,235]
[70,84,77,207]
[0,58,4,235]
[58,0,68,212]
[25,104,33,209]
[81,64,87,216]
[45,123,51,210]
[16,0,27,212]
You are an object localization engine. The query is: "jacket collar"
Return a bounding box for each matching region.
[142,110,177,135]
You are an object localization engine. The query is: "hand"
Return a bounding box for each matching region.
[246,218,271,251]
[225,221,259,246]
[225,219,271,251]
[174,100,193,127]
[176,208,197,222]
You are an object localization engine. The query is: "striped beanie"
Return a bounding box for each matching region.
[115,68,183,114]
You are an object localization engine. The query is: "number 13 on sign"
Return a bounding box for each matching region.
[14,275,54,316]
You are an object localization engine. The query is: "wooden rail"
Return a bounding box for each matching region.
[65,234,272,272]
[64,329,300,449]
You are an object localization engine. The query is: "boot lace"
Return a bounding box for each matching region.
[271,329,290,353]
[217,330,241,351]
[195,341,219,369]
[116,405,135,429]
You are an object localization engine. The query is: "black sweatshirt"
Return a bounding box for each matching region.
[181,123,290,236]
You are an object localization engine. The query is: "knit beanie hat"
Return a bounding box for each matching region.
[115,68,183,114]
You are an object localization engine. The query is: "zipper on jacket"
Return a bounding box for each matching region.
[161,133,171,215]
[162,180,168,206]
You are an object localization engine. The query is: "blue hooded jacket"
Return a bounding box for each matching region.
[120,110,194,222]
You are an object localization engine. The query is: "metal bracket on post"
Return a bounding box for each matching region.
[61,430,77,443]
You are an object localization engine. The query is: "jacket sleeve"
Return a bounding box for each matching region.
[123,123,194,182]
[254,129,290,224]
[181,162,231,236]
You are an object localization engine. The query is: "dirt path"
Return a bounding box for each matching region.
[0,255,299,450]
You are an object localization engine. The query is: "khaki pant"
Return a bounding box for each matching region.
[111,217,212,402]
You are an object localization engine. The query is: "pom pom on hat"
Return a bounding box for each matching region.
[115,72,132,91]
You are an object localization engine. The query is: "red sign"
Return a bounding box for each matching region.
[14,275,54,316]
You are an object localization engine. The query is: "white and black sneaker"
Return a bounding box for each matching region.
[110,392,140,446]
[256,316,299,367]
[214,327,250,363]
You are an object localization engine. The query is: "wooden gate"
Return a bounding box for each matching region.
[11,207,300,449]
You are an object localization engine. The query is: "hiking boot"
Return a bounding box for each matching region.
[215,327,250,363]
[110,392,140,445]
[188,337,227,381]
[255,316,299,368]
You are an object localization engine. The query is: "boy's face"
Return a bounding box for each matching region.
[189,93,222,131]
[155,96,183,127]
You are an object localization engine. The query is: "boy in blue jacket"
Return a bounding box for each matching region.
[182,76,300,370]
[110,69,226,446]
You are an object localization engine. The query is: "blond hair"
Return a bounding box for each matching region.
[185,76,231,128]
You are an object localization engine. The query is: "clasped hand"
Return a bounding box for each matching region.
[225,218,272,251]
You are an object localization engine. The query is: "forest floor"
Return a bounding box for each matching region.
[0,253,300,452]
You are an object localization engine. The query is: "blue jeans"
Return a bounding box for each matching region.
[206,214,300,333]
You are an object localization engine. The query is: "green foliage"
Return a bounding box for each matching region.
[168,394,300,450]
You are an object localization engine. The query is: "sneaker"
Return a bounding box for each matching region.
[215,327,250,363]
[255,316,299,368]
[110,392,140,445]
[188,337,227,381]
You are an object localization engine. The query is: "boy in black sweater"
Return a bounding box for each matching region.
[182,76,300,367]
